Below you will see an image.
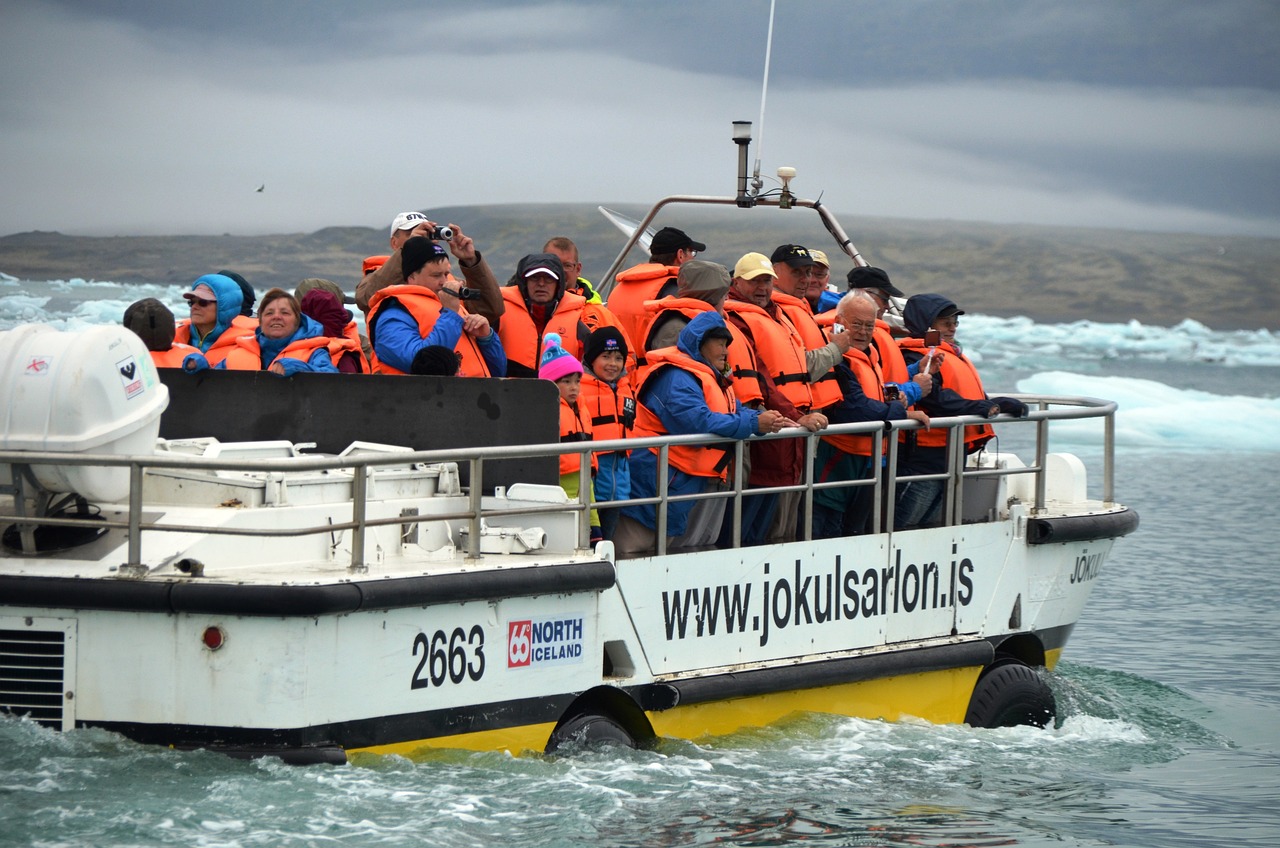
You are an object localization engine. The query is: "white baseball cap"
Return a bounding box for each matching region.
[390,211,430,236]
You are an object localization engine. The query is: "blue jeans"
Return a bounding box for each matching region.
[717,491,779,547]
[895,480,943,529]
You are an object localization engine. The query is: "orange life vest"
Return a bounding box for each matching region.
[580,302,638,374]
[723,299,816,411]
[498,287,587,375]
[221,332,361,372]
[638,298,764,406]
[365,285,492,377]
[768,290,843,409]
[148,342,201,368]
[580,372,636,447]
[558,395,597,476]
[606,263,678,347]
[632,346,738,480]
[175,315,259,366]
[899,337,993,451]
[873,321,910,385]
[339,321,371,373]
[822,344,888,457]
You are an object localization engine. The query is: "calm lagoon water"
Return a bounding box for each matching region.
[2,282,1278,847]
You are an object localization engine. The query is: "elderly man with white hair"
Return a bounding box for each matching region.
[812,292,930,539]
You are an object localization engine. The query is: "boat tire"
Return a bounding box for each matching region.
[545,712,636,753]
[964,660,1056,729]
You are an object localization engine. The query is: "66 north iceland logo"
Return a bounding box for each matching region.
[507,615,586,668]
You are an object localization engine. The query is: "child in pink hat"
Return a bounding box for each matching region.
[539,333,601,543]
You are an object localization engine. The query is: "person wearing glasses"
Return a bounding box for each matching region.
[848,265,933,408]
[542,236,602,304]
[174,273,258,366]
[814,292,930,538]
[768,244,853,391]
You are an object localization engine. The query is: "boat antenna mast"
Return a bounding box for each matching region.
[736,0,797,210]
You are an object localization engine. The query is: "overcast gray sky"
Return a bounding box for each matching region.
[3,0,1278,237]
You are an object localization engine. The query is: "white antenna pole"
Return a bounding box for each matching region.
[752,0,776,194]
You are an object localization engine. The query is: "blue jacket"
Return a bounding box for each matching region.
[213,313,339,375]
[188,274,244,353]
[622,312,760,536]
[373,302,507,377]
[816,288,842,314]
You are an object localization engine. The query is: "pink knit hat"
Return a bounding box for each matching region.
[538,332,583,382]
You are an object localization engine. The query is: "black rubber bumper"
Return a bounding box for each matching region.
[1026,507,1139,544]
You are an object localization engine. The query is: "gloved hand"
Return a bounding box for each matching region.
[182,352,210,372]
[990,397,1030,418]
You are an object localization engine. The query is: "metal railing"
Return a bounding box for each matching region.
[0,394,1117,571]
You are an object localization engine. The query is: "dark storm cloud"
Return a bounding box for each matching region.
[6,0,1279,237]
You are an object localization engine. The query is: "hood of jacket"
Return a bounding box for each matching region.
[299,289,351,337]
[511,253,568,304]
[903,293,959,338]
[677,310,732,369]
[191,273,245,344]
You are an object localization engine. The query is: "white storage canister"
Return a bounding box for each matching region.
[0,324,169,502]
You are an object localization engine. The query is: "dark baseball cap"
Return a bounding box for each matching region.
[770,244,816,269]
[846,265,904,297]
[650,226,706,255]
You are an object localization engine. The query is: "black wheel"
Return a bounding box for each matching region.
[964,660,1056,728]
[545,712,636,753]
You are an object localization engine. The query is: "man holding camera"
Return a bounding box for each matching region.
[355,211,504,325]
[365,236,507,377]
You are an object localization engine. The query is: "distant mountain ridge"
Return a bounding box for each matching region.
[2,203,1276,330]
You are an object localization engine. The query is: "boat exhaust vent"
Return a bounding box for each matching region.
[0,624,72,730]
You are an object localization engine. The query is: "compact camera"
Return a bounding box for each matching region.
[883,384,901,402]
[427,225,455,241]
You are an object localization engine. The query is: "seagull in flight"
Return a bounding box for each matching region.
[256,184,265,193]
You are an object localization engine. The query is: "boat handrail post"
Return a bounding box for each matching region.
[1104,405,1116,506]
[466,458,483,561]
[871,424,886,530]
[729,439,745,549]
[801,429,817,541]
[655,444,670,556]
[1034,412,1050,513]
[576,447,592,553]
[348,462,369,573]
[943,425,961,527]
[884,426,901,533]
[119,461,146,577]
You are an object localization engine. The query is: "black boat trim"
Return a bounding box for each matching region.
[1026,508,1139,544]
[0,560,616,616]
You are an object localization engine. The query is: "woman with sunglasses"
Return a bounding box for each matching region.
[175,273,258,366]
[205,288,356,375]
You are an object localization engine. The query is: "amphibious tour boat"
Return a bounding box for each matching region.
[0,125,1137,764]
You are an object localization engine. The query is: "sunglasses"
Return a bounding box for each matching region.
[186,296,216,308]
